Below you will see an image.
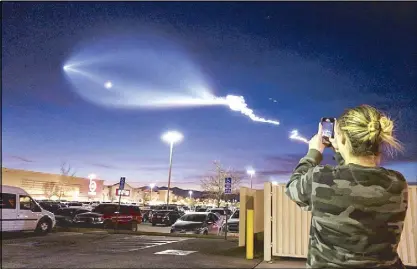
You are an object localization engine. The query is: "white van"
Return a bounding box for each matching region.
[1,185,56,234]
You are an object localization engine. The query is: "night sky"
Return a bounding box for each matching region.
[3,2,417,189]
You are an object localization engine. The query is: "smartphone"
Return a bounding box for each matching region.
[321,117,336,146]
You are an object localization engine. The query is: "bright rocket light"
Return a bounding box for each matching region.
[289,130,309,144]
[104,81,113,89]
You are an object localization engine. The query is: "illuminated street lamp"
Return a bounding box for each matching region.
[188,190,193,199]
[161,131,183,208]
[149,183,155,203]
[247,168,255,189]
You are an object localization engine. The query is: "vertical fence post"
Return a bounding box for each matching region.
[246,209,254,260]
[239,187,247,247]
[264,182,272,262]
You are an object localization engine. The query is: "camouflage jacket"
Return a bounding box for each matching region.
[286,149,409,269]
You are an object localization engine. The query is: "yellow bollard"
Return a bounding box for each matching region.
[246,209,254,260]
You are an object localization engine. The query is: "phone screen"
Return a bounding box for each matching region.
[321,118,335,139]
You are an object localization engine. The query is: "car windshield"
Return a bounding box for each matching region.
[76,209,90,214]
[211,209,225,215]
[180,214,207,222]
[155,210,170,214]
[56,209,76,216]
[68,202,82,206]
[93,204,117,214]
[231,210,239,219]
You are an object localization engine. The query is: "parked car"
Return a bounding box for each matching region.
[66,202,83,208]
[207,208,232,223]
[1,185,56,234]
[38,201,62,214]
[55,207,91,227]
[151,210,182,226]
[151,204,179,211]
[73,203,142,231]
[220,209,239,234]
[141,209,151,223]
[170,212,222,235]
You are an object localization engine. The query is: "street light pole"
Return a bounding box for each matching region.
[166,141,174,209]
[247,169,255,189]
[161,131,183,210]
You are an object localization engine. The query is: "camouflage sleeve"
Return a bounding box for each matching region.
[285,149,323,211]
[333,152,345,165]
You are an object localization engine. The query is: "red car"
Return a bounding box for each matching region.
[74,203,142,231]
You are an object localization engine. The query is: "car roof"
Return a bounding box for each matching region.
[1,185,29,195]
[97,203,139,207]
[184,212,210,215]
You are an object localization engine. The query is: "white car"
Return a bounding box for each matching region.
[1,185,56,234]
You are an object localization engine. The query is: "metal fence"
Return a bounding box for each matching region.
[264,183,417,266]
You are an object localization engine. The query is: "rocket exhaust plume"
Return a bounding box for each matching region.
[62,33,281,127]
[205,95,280,125]
[289,130,309,144]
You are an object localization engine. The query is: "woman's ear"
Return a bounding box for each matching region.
[335,126,346,145]
[341,133,346,145]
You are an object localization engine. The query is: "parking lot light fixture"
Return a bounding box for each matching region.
[161,130,184,209]
[246,169,255,189]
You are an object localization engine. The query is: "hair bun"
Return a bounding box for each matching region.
[367,121,380,134]
[379,116,394,135]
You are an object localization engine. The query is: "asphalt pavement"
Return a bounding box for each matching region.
[138,223,171,233]
[2,231,261,268]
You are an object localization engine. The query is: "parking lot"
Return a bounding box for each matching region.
[2,231,260,268]
[138,222,171,233]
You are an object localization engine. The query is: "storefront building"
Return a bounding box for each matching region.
[103,182,143,204]
[1,168,104,201]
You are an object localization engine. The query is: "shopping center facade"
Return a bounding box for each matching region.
[2,167,105,201]
[2,167,177,204]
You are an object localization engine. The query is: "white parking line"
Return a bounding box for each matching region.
[5,242,39,247]
[94,235,190,253]
[154,249,197,256]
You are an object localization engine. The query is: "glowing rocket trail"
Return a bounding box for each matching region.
[216,95,280,125]
[289,130,309,144]
[64,64,280,126]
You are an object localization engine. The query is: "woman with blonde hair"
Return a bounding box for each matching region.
[286,105,409,268]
